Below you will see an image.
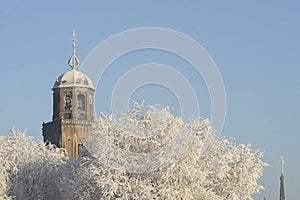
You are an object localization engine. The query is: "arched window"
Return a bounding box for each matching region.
[77,94,86,111]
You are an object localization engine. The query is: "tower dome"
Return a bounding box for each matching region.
[53,70,94,90]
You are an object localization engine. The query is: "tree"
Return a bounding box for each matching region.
[0,130,67,199]
[82,103,267,199]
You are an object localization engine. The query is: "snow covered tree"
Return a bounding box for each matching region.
[0,129,67,199]
[81,103,268,199]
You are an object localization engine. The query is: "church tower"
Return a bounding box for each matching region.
[279,157,285,200]
[42,32,95,158]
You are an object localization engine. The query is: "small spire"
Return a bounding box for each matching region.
[279,156,285,200]
[68,30,80,70]
[279,156,285,175]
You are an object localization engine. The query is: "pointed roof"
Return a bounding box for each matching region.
[279,156,285,200]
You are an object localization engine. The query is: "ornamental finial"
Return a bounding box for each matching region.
[68,30,80,70]
[279,156,285,175]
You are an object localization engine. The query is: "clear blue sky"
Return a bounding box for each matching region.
[0,1,299,199]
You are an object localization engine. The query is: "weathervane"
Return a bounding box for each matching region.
[68,30,80,70]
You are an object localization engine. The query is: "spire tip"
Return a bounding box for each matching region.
[279,156,285,175]
[68,30,80,69]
